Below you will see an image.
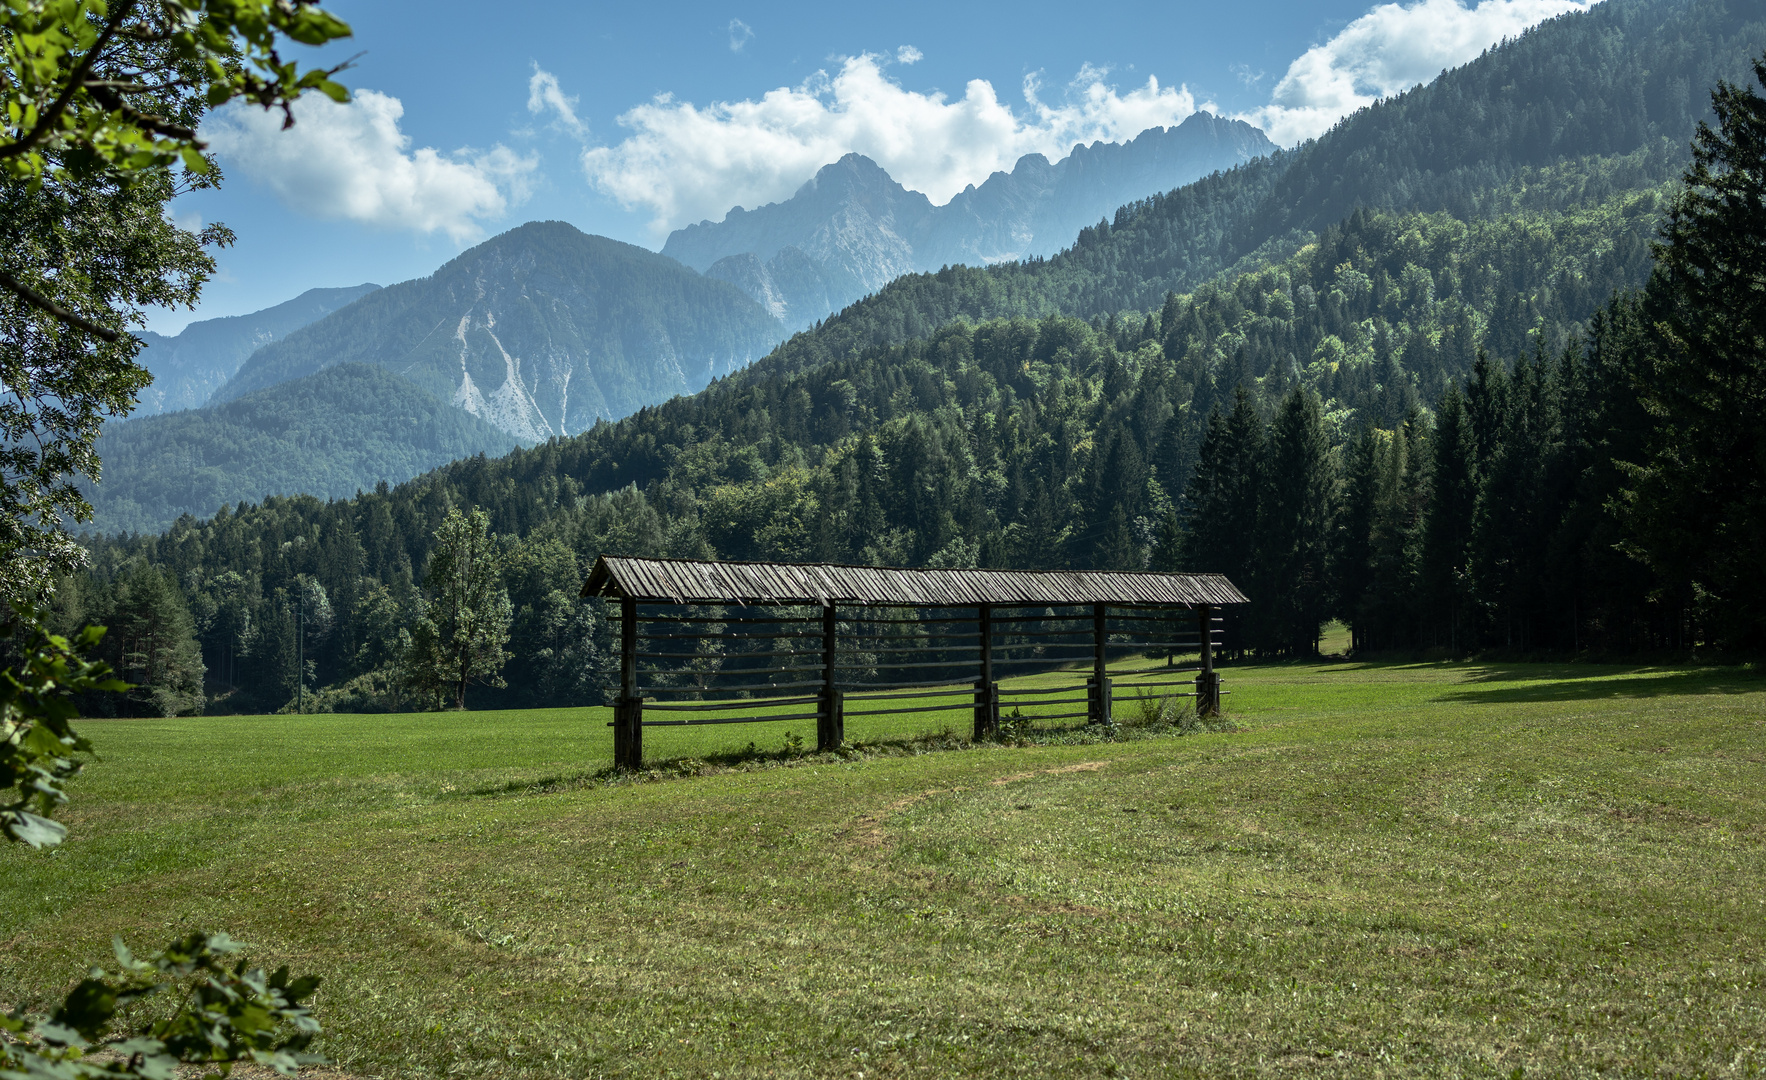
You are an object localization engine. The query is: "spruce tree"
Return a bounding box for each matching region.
[1421,385,1478,651]
[1256,388,1336,656]
[104,563,205,717]
[1628,55,1766,650]
[1333,424,1381,650]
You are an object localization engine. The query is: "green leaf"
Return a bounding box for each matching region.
[4,809,67,849]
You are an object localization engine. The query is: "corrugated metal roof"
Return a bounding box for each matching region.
[582,556,1248,607]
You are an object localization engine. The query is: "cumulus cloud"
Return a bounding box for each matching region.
[897,45,923,65]
[1240,0,1594,145]
[204,90,537,243]
[581,54,1204,234]
[729,18,753,52]
[528,64,586,137]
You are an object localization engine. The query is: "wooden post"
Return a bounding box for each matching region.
[1090,603,1112,725]
[817,603,844,751]
[1196,603,1220,718]
[974,604,998,739]
[614,596,642,769]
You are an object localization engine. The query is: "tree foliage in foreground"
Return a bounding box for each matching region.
[0,0,352,602]
[1,606,326,1077]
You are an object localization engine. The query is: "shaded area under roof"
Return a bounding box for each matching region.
[582,556,1248,608]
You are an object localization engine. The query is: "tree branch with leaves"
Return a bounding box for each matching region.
[0,0,351,601]
[2,603,329,1077]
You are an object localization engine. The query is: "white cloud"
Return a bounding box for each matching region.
[581,54,1204,234]
[1240,0,1595,145]
[203,90,538,243]
[528,64,586,137]
[729,18,753,52]
[897,45,923,65]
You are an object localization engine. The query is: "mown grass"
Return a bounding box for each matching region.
[3,659,1763,1078]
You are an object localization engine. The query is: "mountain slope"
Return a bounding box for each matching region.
[88,364,519,535]
[132,283,380,415]
[211,222,786,439]
[742,0,1765,376]
[666,114,1274,328]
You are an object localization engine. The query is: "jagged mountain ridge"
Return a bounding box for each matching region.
[211,222,786,440]
[132,283,380,415]
[666,113,1275,329]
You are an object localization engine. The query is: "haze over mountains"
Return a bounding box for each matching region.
[133,284,380,415]
[92,118,1283,533]
[93,225,786,532]
[666,113,1275,329]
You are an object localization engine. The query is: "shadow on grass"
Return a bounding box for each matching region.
[1431,662,1763,704]
[458,711,1240,800]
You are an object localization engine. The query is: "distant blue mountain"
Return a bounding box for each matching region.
[132,283,380,415]
[664,114,1276,329]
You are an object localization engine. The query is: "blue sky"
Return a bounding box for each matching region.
[153,0,1594,333]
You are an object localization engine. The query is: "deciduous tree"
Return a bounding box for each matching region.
[403,508,512,710]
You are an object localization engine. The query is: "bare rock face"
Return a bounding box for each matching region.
[665,114,1277,330]
[210,222,786,439]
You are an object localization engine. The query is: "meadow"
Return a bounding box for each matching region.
[3,658,1763,1078]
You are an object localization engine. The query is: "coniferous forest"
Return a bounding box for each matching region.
[52,3,1766,716]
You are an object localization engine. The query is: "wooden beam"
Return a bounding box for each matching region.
[817,604,843,751]
[1090,603,1111,725]
[974,604,998,739]
[615,596,642,769]
[1196,603,1220,718]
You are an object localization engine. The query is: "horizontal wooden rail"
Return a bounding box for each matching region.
[836,677,977,691]
[638,649,817,659]
[642,696,820,712]
[998,683,1089,696]
[844,701,973,718]
[835,659,980,671]
[640,631,820,641]
[842,615,975,625]
[621,712,823,728]
[836,644,981,655]
[627,615,819,625]
[638,680,824,694]
[842,686,978,702]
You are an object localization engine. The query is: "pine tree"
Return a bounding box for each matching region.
[1421,385,1478,650]
[1362,411,1428,650]
[104,562,206,717]
[1256,388,1336,656]
[1627,55,1766,650]
[1471,348,1559,649]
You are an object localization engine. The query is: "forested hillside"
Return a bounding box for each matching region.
[67,181,1695,712]
[61,0,1766,715]
[87,364,519,535]
[741,0,1763,374]
[90,223,790,531]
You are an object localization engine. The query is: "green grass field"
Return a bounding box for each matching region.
[4,659,1764,1078]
